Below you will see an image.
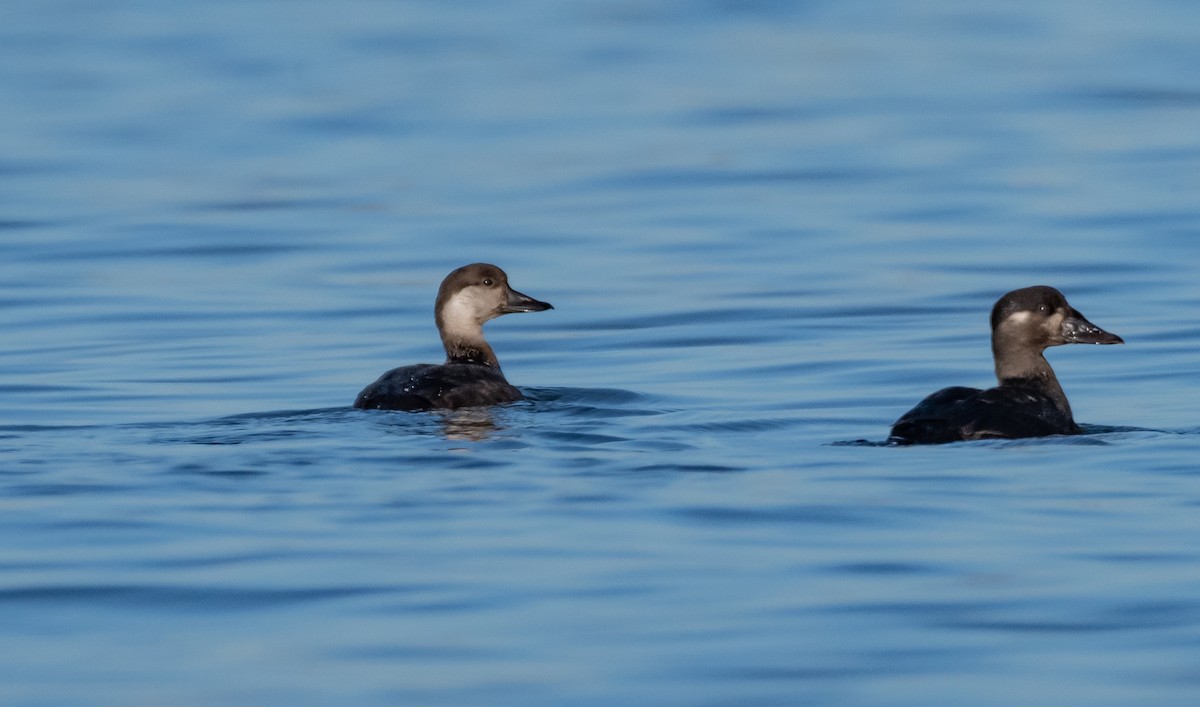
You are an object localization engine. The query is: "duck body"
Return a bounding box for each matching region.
[353,263,552,412]
[354,363,523,411]
[889,286,1122,445]
[889,380,1079,444]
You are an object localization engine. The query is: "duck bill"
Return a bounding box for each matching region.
[1062,309,1123,344]
[500,286,553,314]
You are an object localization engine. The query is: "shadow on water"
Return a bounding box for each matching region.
[2,404,1186,453]
[132,386,662,448]
[832,424,1174,448]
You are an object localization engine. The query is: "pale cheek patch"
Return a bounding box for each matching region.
[441,285,496,336]
[1006,311,1033,325]
[441,290,485,335]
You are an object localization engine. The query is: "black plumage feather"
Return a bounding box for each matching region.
[354,363,523,411]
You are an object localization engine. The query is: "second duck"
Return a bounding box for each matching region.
[354,263,552,411]
[889,285,1123,444]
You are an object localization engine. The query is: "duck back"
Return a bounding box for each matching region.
[889,383,1078,444]
[354,363,523,411]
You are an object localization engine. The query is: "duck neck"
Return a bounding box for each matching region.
[441,333,499,367]
[994,344,1071,416]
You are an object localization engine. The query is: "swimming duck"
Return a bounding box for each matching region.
[889,286,1122,444]
[354,263,552,411]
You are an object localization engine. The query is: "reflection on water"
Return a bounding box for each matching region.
[2,0,1200,706]
[437,408,500,442]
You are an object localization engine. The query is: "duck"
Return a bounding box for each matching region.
[354,263,552,411]
[889,286,1122,444]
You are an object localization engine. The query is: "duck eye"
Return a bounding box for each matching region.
[482,278,494,287]
[1037,304,1050,314]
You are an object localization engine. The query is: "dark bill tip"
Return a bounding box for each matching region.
[502,287,553,313]
[1062,312,1123,345]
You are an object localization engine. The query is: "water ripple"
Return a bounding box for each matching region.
[0,584,385,611]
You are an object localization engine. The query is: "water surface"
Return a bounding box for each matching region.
[2,1,1200,705]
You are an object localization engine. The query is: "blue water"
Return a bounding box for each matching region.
[3,1,1200,704]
